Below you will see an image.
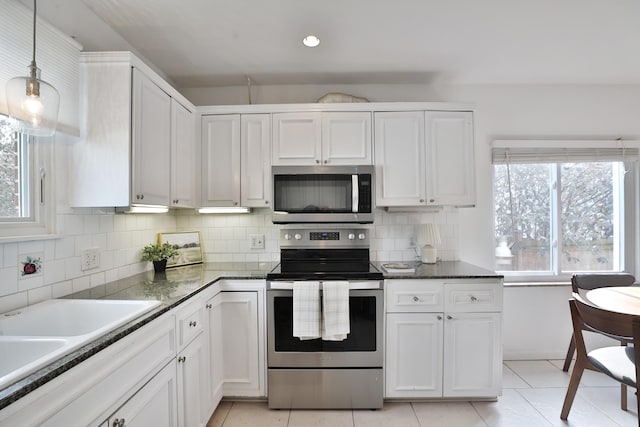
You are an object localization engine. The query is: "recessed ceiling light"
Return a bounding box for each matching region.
[302,35,320,48]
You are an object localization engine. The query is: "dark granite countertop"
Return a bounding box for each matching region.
[0,260,499,410]
[375,260,503,280]
[0,262,275,411]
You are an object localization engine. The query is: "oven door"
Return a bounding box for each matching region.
[267,286,383,368]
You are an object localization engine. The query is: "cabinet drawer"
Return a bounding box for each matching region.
[386,280,443,312]
[176,301,204,350]
[444,281,503,313]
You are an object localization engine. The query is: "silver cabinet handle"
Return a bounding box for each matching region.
[178,356,186,363]
[206,303,212,309]
[470,295,478,302]
[419,199,425,203]
[323,159,328,164]
[413,296,419,302]
[189,321,197,327]
[112,418,125,427]
[447,315,453,320]
[316,159,320,164]
[437,315,443,320]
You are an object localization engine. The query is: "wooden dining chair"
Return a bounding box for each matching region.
[563,272,636,372]
[560,293,640,424]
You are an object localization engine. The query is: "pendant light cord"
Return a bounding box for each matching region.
[32,0,37,65]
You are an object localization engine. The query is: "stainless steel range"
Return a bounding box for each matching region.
[266,228,384,409]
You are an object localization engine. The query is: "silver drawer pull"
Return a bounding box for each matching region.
[447,315,453,320]
[470,295,478,302]
[413,296,420,302]
[189,321,197,327]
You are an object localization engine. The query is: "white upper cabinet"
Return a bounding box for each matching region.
[171,100,196,208]
[201,114,271,208]
[425,111,475,206]
[375,110,475,207]
[272,112,372,165]
[131,68,171,206]
[374,111,426,206]
[321,112,372,165]
[241,114,272,207]
[72,52,196,208]
[272,112,322,165]
[201,115,241,207]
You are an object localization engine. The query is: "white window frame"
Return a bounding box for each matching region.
[492,140,639,283]
[0,117,56,240]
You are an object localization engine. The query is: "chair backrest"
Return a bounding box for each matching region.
[571,273,636,293]
[570,293,636,342]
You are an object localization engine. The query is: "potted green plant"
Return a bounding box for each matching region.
[141,242,179,273]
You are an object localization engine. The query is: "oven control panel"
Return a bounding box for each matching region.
[280,228,370,248]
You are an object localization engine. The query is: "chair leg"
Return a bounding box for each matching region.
[562,334,576,372]
[621,341,629,411]
[561,357,585,420]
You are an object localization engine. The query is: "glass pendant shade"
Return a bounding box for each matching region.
[6,65,59,137]
[5,0,59,137]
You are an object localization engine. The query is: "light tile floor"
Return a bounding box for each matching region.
[207,360,638,426]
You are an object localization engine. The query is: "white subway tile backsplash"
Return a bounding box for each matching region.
[71,275,91,292]
[0,267,18,296]
[28,285,52,305]
[90,271,106,288]
[52,280,73,298]
[0,292,28,314]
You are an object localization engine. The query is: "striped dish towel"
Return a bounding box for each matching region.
[293,281,321,340]
[322,281,350,341]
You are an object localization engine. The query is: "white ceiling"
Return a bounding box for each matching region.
[21,0,640,88]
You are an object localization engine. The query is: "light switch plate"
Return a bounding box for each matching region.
[249,234,265,249]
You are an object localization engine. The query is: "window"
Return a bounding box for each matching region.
[0,114,54,238]
[493,142,637,280]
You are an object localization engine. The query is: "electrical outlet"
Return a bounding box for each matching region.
[81,247,100,271]
[249,234,265,249]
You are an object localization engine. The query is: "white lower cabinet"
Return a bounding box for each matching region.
[175,293,211,427]
[177,331,210,427]
[206,292,224,410]
[386,312,443,397]
[385,279,503,399]
[106,359,179,427]
[219,291,264,396]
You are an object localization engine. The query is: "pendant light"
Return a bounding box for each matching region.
[5,0,59,137]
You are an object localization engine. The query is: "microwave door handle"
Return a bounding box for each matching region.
[352,175,359,213]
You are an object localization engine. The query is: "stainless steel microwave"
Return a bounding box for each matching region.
[272,165,374,224]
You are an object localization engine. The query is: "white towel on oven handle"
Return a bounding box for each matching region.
[292,281,321,340]
[322,281,350,341]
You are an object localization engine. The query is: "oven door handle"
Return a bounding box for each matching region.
[352,174,359,213]
[268,281,381,290]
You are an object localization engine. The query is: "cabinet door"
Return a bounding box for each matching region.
[171,100,195,207]
[108,360,178,427]
[206,293,224,412]
[201,114,241,206]
[220,291,261,396]
[272,112,321,165]
[132,68,171,206]
[321,112,372,165]
[177,332,211,427]
[443,312,502,397]
[241,114,272,207]
[374,112,426,206]
[385,313,443,398]
[425,111,475,206]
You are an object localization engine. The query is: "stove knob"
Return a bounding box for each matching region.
[348,233,356,240]
[294,233,302,240]
[358,233,366,240]
[284,233,292,240]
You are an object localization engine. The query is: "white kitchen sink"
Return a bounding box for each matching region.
[0,299,161,389]
[0,299,160,337]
